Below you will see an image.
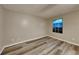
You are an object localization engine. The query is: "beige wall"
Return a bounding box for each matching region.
[0,6,3,53]
[3,10,48,46]
[48,10,79,45]
[2,7,79,51]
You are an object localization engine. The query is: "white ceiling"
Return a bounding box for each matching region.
[2,4,79,18]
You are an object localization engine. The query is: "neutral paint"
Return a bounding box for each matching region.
[3,4,79,18]
[0,6,3,53]
[1,5,79,54]
[48,10,79,45]
[3,10,48,47]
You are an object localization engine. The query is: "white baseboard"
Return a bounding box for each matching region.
[0,48,4,54]
[1,35,47,54]
[1,35,79,54]
[48,35,79,46]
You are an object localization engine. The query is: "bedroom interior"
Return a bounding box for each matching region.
[0,4,79,55]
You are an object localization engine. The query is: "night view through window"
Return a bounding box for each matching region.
[53,18,63,33]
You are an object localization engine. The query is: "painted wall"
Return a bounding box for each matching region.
[3,10,48,46]
[48,10,79,45]
[0,6,3,53]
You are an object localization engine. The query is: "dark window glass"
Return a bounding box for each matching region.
[52,18,63,33]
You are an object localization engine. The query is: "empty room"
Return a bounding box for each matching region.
[1,4,79,55]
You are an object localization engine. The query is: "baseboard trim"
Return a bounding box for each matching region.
[0,48,4,54]
[48,35,79,47]
[1,35,79,54]
[1,35,47,54]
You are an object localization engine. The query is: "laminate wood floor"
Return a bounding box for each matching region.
[1,36,79,55]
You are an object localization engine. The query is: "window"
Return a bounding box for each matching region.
[52,18,63,33]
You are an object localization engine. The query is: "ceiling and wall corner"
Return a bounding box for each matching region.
[1,4,79,52]
[2,4,79,19]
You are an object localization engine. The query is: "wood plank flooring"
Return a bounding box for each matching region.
[1,36,79,55]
